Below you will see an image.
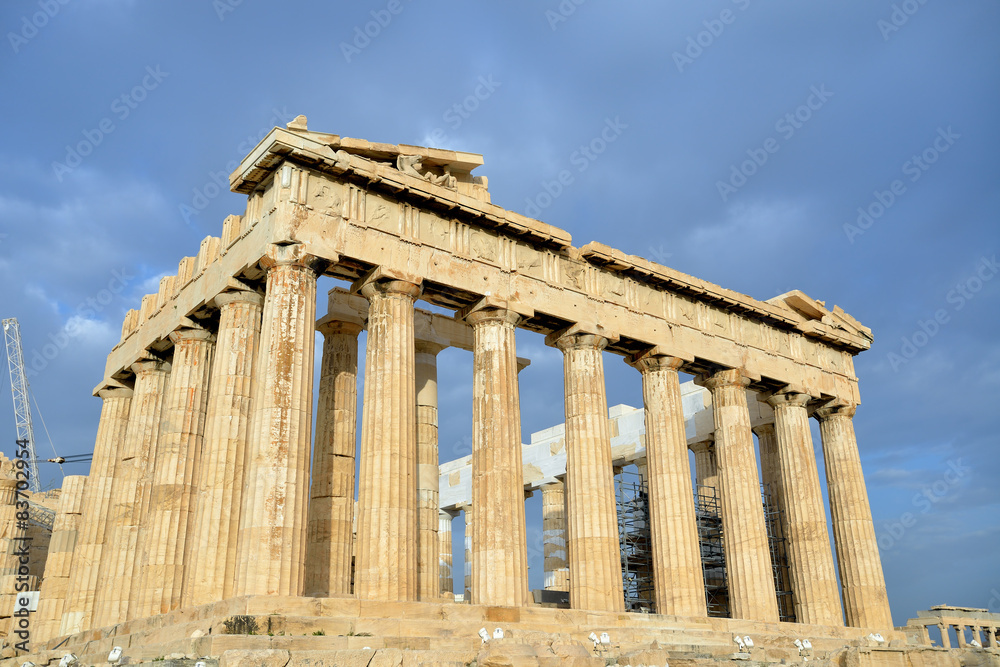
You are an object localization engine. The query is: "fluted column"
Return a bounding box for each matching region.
[234,246,324,596]
[703,369,778,622]
[541,481,569,591]
[34,476,86,641]
[439,509,455,599]
[690,437,719,498]
[415,340,445,601]
[462,504,473,602]
[182,290,263,606]
[132,328,215,619]
[354,278,421,601]
[60,387,131,635]
[467,308,529,607]
[816,404,892,629]
[629,353,706,617]
[753,422,791,603]
[955,625,968,648]
[304,320,362,597]
[938,624,952,648]
[766,392,842,626]
[93,358,169,628]
[551,332,624,612]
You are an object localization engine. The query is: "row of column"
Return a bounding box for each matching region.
[933,622,998,648]
[58,247,891,633]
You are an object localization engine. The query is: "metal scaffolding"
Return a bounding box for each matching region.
[616,468,655,612]
[695,484,729,617]
[616,471,795,621]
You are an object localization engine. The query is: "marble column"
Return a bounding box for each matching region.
[690,437,718,492]
[439,509,455,599]
[133,327,215,619]
[753,422,791,603]
[304,319,362,598]
[234,246,324,597]
[182,290,263,607]
[93,358,169,628]
[541,481,569,592]
[415,340,445,601]
[462,504,473,602]
[354,279,421,601]
[703,369,778,622]
[629,352,706,617]
[955,625,968,648]
[816,404,893,629]
[767,392,842,626]
[938,623,952,648]
[467,308,529,607]
[551,332,624,612]
[59,387,131,635]
[34,475,86,641]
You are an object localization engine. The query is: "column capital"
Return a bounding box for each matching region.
[130,358,170,376]
[815,402,858,420]
[546,330,609,352]
[700,368,753,391]
[168,327,216,345]
[214,289,264,308]
[766,391,811,410]
[317,319,364,338]
[97,386,133,400]
[688,436,714,454]
[415,339,447,355]
[751,422,776,439]
[359,279,422,301]
[464,307,522,328]
[626,350,685,374]
[260,243,331,275]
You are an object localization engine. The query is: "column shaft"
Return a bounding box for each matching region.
[631,353,706,617]
[438,510,455,599]
[463,505,473,602]
[354,279,421,601]
[182,290,263,606]
[234,247,322,596]
[93,358,169,628]
[817,405,893,629]
[703,369,778,622]
[541,481,569,591]
[305,321,362,597]
[34,476,86,641]
[60,388,131,635]
[553,333,624,612]
[754,423,791,606]
[415,341,444,601]
[469,309,529,607]
[939,623,952,648]
[133,328,215,619]
[768,393,842,626]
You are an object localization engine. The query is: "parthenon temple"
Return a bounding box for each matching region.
[3,117,989,667]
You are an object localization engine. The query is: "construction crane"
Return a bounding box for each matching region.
[2,318,41,492]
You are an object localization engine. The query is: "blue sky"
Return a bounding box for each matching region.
[0,1,997,627]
